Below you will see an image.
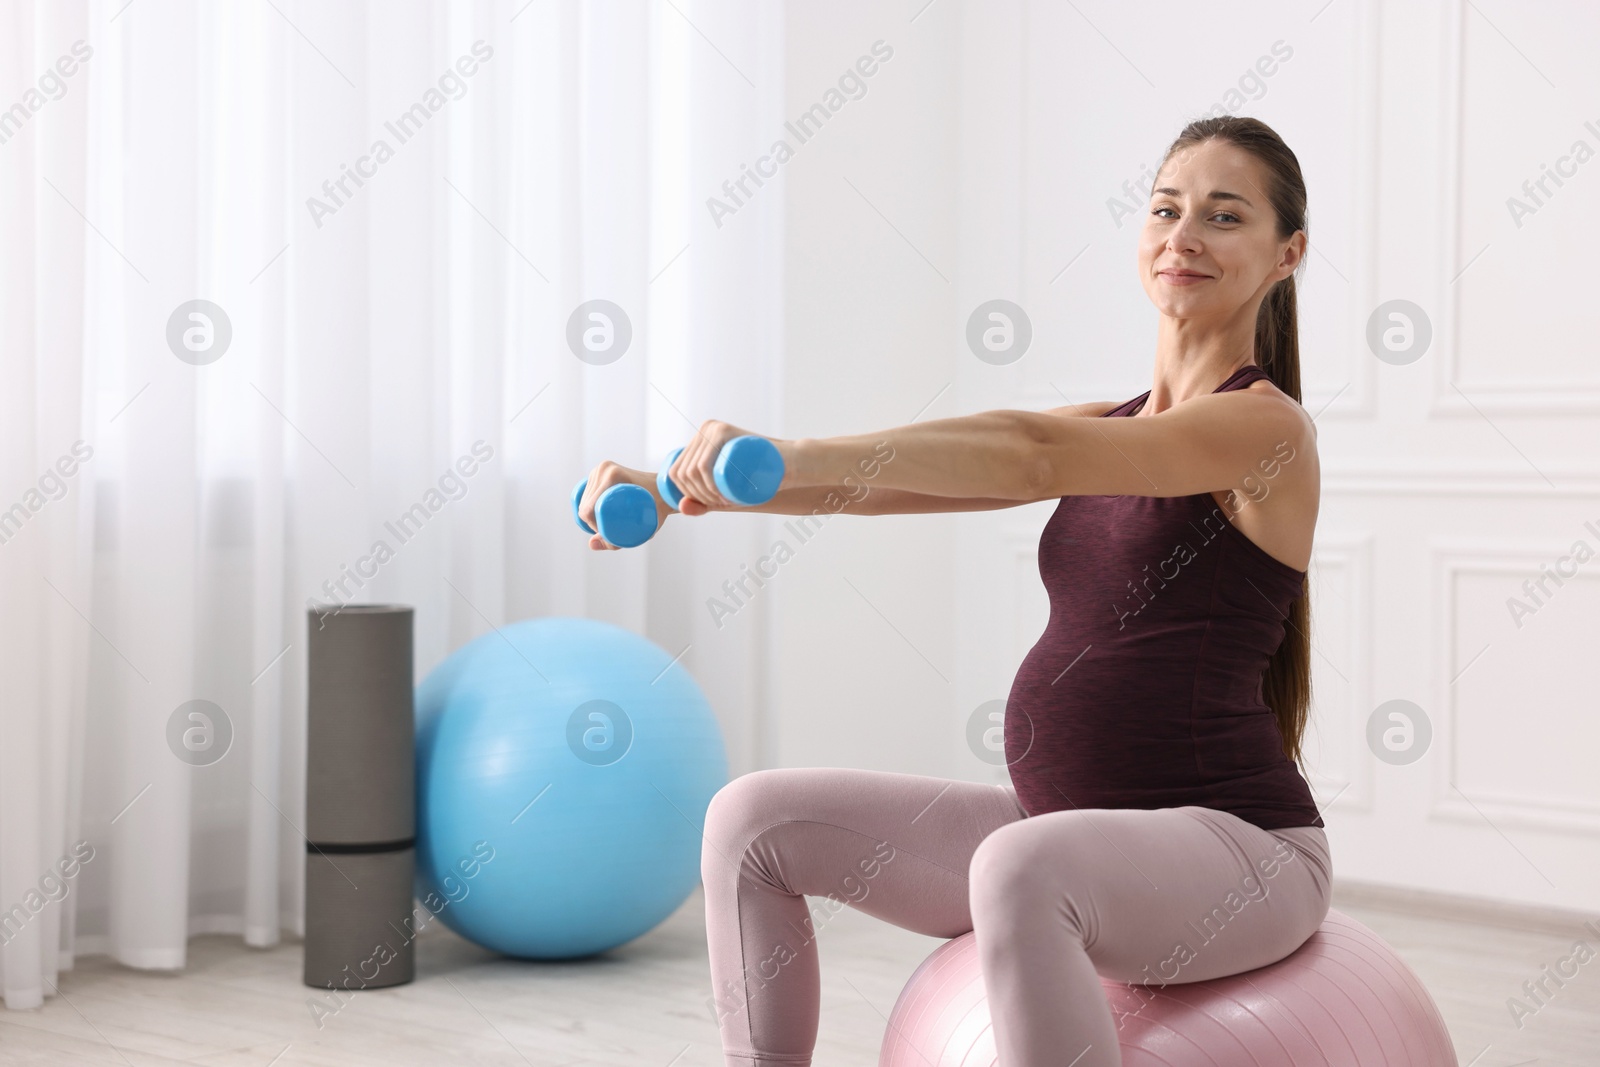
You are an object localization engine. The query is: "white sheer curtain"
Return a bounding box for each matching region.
[0,0,783,1009]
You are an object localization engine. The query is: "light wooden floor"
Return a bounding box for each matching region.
[3,888,1596,1066]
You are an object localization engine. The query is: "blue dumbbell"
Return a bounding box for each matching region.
[571,478,658,548]
[657,435,785,511]
[575,436,785,550]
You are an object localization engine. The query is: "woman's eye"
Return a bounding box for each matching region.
[1150,206,1239,224]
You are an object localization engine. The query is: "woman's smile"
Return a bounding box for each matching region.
[1158,268,1213,285]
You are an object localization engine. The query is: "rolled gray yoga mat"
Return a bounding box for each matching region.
[304,604,416,990]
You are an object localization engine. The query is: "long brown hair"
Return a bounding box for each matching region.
[1159,115,1313,768]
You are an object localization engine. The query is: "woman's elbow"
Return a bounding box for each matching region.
[1016,452,1056,499]
[1010,414,1060,499]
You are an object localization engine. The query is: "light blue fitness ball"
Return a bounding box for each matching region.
[414,616,728,959]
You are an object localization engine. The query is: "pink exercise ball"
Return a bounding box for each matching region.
[879,909,1457,1066]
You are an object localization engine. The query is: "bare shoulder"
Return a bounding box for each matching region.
[1216,380,1320,572]
[1237,378,1317,446]
[1219,379,1319,472]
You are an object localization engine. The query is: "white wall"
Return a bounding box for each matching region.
[760,2,963,774]
[768,0,1600,913]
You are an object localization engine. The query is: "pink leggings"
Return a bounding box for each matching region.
[700,767,1331,1067]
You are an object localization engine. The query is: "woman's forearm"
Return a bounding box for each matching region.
[788,411,1043,501]
[740,484,1024,516]
[739,484,864,516]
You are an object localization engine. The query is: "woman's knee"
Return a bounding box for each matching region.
[701,769,794,876]
[703,769,784,843]
[971,824,1057,914]
[969,817,1097,942]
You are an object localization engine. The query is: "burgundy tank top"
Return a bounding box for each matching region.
[1003,364,1323,832]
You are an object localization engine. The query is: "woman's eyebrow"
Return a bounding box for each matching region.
[1151,186,1254,208]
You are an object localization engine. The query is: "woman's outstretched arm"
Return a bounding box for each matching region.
[733,485,1031,517]
[675,400,1125,517]
[784,390,1311,502]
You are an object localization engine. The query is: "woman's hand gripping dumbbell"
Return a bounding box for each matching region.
[572,422,788,550]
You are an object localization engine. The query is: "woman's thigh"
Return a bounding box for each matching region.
[701,766,1028,938]
[969,804,1331,984]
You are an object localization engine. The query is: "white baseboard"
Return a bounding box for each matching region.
[1332,878,1600,938]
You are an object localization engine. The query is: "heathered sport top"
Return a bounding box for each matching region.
[1003,364,1324,832]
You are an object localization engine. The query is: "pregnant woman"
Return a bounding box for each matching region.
[578,115,1329,1067]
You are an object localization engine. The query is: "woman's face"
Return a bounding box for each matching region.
[1137,139,1303,323]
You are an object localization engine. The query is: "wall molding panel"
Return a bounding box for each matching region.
[1429,544,1600,836]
